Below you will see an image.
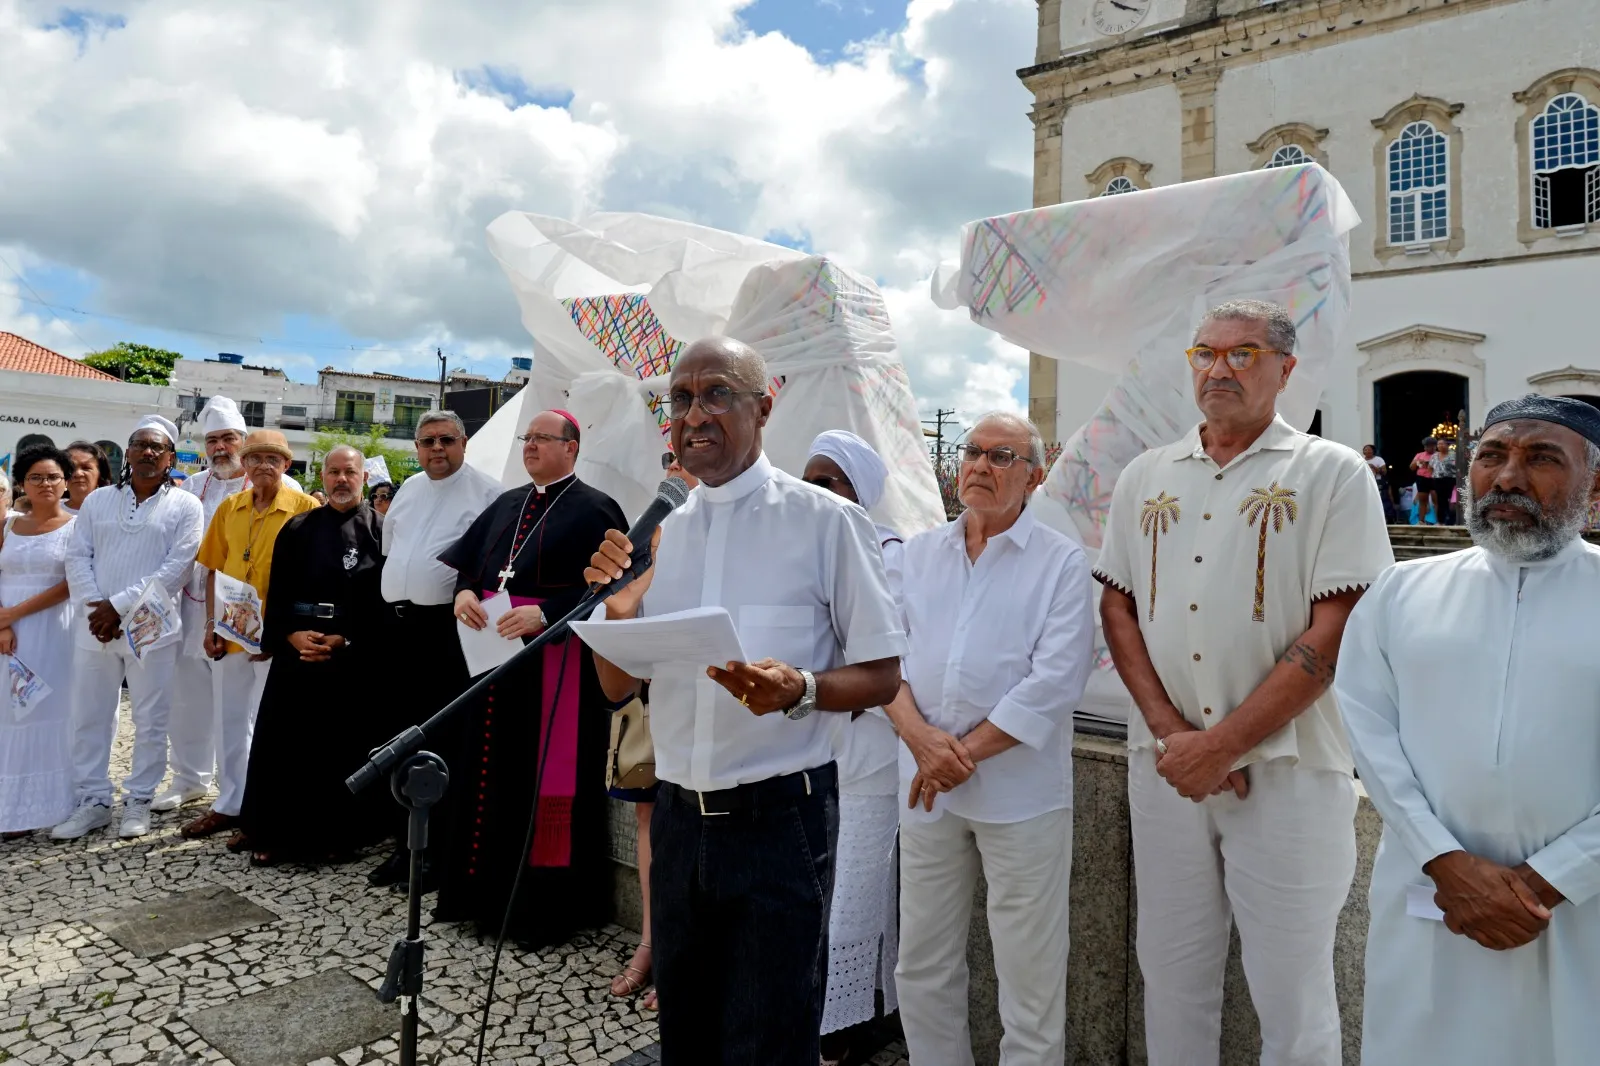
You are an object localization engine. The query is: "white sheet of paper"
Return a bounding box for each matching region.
[569,606,747,679]
[457,593,520,678]
[1406,881,1446,922]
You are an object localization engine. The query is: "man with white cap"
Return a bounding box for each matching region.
[803,430,905,1064]
[180,429,318,844]
[155,396,249,812]
[54,415,204,840]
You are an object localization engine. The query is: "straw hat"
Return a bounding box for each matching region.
[239,429,294,461]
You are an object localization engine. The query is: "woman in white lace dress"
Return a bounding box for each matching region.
[804,432,903,1065]
[0,445,78,837]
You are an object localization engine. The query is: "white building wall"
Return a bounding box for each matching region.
[170,358,321,462]
[1211,0,1600,274]
[1059,85,1185,201]
[1045,0,1600,451]
[0,371,178,474]
[1059,0,1187,53]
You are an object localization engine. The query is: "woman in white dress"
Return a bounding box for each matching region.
[0,445,78,838]
[804,431,903,1066]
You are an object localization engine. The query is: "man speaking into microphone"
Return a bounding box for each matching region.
[585,337,906,1066]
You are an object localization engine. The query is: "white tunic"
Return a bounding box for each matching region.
[1336,537,1600,1066]
[178,469,246,655]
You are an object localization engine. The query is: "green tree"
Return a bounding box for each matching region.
[81,341,184,385]
[304,425,420,492]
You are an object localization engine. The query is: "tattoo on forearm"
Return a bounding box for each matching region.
[1283,641,1336,687]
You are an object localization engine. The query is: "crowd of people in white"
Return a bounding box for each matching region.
[1,298,1597,1066]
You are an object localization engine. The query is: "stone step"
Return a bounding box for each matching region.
[1386,526,1600,559]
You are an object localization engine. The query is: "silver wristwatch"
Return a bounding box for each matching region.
[784,669,818,721]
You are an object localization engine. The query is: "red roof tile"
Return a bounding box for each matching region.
[0,332,119,381]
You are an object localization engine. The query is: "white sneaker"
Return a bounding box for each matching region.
[150,786,208,813]
[119,800,153,839]
[50,801,112,840]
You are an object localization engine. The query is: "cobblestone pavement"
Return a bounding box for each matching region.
[0,707,910,1066]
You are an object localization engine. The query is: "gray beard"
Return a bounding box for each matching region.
[209,459,244,480]
[1465,479,1591,563]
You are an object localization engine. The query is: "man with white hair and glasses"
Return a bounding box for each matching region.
[1096,299,1392,1065]
[1337,394,1600,1066]
[888,411,1095,1066]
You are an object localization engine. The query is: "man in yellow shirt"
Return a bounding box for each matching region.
[180,430,317,843]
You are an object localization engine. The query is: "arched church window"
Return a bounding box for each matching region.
[1265,144,1310,169]
[1102,176,1138,196]
[1387,121,1449,245]
[1531,93,1600,229]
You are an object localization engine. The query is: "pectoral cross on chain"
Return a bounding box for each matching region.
[496,567,515,593]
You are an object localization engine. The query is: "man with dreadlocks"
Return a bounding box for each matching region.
[54,415,204,841]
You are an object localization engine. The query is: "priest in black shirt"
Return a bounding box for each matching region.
[434,409,628,948]
[239,445,391,865]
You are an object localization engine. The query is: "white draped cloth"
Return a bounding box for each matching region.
[1336,538,1600,1066]
[932,164,1358,726]
[469,212,944,537]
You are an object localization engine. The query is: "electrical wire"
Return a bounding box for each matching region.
[5,291,455,357]
[473,632,576,1066]
[0,253,94,352]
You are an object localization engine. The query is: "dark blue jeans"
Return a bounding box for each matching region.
[650,764,840,1066]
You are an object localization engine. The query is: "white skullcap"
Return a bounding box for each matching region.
[135,414,179,446]
[808,430,888,511]
[199,395,247,434]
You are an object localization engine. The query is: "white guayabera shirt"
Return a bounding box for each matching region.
[639,454,907,793]
[1336,538,1600,1066]
[1094,415,1393,775]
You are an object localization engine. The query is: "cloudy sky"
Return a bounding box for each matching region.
[0,0,1037,419]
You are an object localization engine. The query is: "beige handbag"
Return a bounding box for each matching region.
[606,696,657,791]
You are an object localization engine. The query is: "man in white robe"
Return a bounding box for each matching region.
[1337,394,1600,1066]
[155,396,248,811]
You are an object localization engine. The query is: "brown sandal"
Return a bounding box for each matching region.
[249,850,277,867]
[180,810,238,839]
[225,830,252,853]
[642,988,658,1012]
[610,941,652,997]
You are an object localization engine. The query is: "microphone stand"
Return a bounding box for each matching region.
[346,564,644,1066]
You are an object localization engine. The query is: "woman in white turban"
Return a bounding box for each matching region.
[804,430,903,1064]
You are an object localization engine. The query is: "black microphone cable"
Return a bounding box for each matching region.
[473,633,575,1066]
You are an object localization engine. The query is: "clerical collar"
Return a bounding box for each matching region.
[699,454,775,504]
[533,472,575,495]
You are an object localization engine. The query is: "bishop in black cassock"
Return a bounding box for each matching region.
[433,418,627,949]
[240,479,391,864]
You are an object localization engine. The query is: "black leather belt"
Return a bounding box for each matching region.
[388,601,452,618]
[291,602,342,619]
[663,762,837,817]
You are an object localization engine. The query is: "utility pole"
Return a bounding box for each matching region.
[436,347,447,409]
[921,408,958,468]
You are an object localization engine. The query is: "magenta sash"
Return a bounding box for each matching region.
[491,592,583,869]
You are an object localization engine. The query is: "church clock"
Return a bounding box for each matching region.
[1091,0,1152,36]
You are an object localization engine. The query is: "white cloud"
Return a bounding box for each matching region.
[0,0,1034,417]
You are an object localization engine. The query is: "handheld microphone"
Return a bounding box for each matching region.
[588,476,691,601]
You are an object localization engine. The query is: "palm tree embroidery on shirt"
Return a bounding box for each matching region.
[1139,492,1181,621]
[1239,482,1298,622]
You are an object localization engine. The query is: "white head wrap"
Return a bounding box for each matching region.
[808,430,888,511]
[199,396,247,434]
[135,414,179,446]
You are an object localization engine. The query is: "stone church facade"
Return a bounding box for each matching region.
[1022,0,1600,473]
